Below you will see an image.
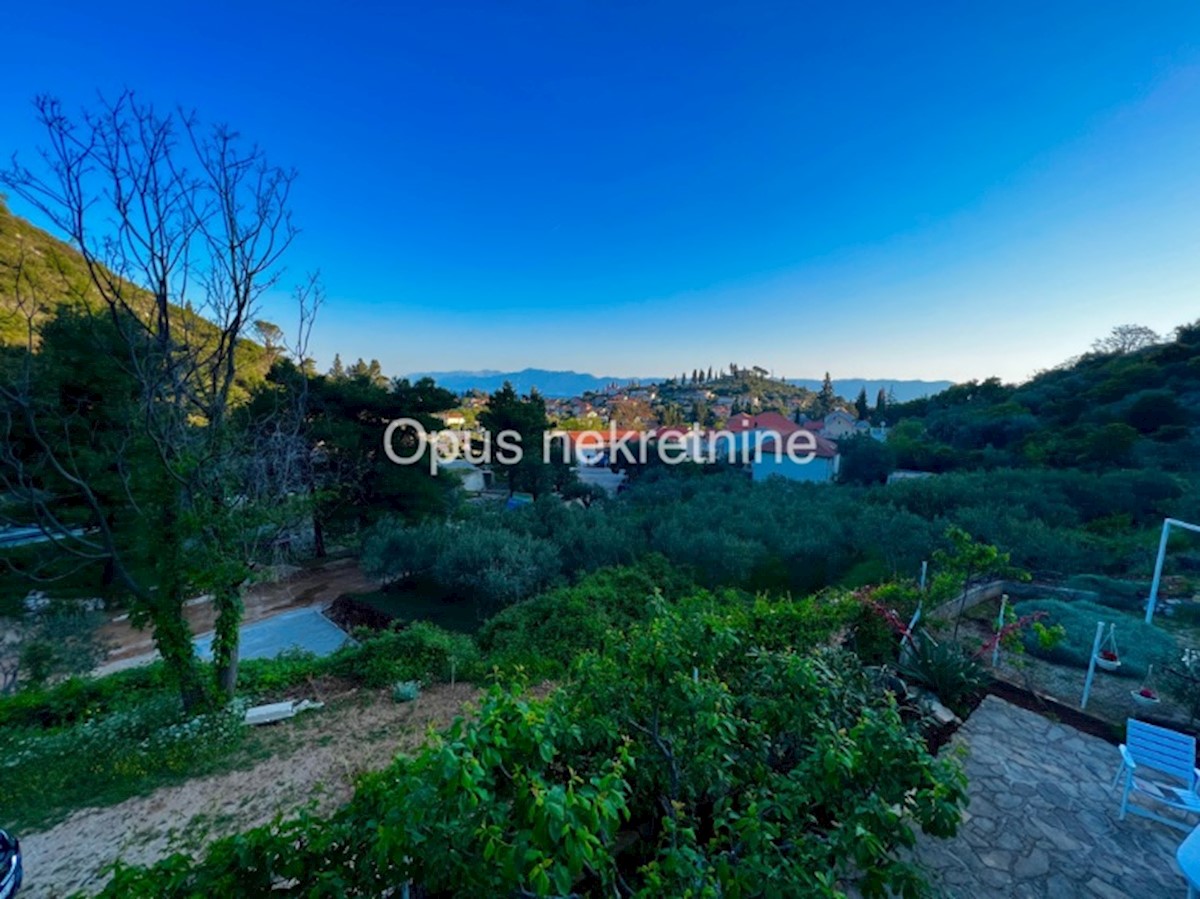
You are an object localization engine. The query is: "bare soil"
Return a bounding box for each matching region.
[18,681,479,898]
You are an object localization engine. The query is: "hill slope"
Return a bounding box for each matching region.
[0,198,271,389]
[0,198,108,345]
[887,324,1200,472]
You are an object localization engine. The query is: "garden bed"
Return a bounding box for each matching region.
[948,591,1200,735]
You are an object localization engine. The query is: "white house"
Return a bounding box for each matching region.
[820,409,859,439]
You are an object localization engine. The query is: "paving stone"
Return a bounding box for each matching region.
[1012,847,1050,878]
[915,696,1191,898]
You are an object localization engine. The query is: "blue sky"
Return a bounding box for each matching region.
[4,1,1200,382]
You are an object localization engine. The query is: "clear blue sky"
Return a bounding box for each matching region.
[4,1,1200,382]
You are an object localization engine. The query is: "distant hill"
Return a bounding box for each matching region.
[407,369,652,397]
[787,379,954,404]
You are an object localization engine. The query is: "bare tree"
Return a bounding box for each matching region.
[0,92,314,707]
[1091,324,1161,356]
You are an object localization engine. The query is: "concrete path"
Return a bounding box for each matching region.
[918,695,1186,898]
[193,607,350,662]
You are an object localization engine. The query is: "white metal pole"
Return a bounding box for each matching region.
[992,596,1007,668]
[1081,620,1106,710]
[1146,518,1200,623]
[1146,519,1173,624]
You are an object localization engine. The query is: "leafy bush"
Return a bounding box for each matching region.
[236,649,325,697]
[360,518,442,584]
[0,663,174,730]
[1062,574,1147,612]
[478,556,695,675]
[327,621,482,688]
[101,599,967,898]
[362,517,562,613]
[431,524,562,613]
[1011,599,1177,678]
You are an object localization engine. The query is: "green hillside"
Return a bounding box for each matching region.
[0,197,271,388]
[0,197,109,345]
[887,323,1200,472]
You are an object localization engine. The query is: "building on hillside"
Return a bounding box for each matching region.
[439,458,488,492]
[820,409,859,439]
[752,432,840,483]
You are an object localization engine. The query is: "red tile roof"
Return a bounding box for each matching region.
[751,411,801,434]
[725,413,756,433]
[726,412,801,435]
[757,432,839,459]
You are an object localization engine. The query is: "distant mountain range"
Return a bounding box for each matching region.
[406,369,648,397]
[408,368,953,401]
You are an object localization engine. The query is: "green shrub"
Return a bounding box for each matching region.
[0,663,174,730]
[391,680,421,703]
[361,517,562,613]
[328,622,482,687]
[478,557,695,675]
[1062,574,1147,613]
[100,599,966,898]
[236,649,325,697]
[898,631,988,717]
[1012,599,1177,678]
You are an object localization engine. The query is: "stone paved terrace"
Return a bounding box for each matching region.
[916,695,1188,898]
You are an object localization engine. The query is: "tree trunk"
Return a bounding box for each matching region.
[151,500,209,713]
[216,642,239,699]
[312,510,327,558]
[211,583,244,699]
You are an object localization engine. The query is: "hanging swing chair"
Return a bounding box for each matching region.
[1096,624,1121,672]
[1132,664,1160,707]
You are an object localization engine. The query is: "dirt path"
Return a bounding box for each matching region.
[95,557,374,673]
[18,682,479,898]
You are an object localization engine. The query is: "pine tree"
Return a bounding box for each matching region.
[854,387,869,420]
[366,359,386,387]
[707,365,714,381]
[817,372,836,417]
[329,353,346,380]
[875,388,888,420]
